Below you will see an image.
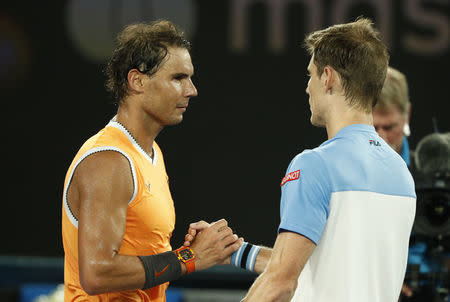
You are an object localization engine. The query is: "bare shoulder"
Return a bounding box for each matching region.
[77,150,133,193]
[75,150,132,179]
[68,150,134,218]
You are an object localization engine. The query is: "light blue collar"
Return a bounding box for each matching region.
[401,136,410,167]
[320,124,376,147]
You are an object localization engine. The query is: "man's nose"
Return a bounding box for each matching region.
[186,79,198,97]
[305,78,311,94]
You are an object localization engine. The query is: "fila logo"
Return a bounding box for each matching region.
[369,140,381,146]
[281,170,300,186]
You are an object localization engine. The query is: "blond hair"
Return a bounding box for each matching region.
[375,66,410,115]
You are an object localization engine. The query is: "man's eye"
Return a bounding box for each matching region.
[173,74,186,80]
[382,124,398,131]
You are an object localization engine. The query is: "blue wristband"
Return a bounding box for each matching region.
[231,242,261,271]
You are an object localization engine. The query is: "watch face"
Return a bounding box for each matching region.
[179,249,194,261]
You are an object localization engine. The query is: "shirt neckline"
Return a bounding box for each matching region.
[107,119,158,167]
[321,124,376,147]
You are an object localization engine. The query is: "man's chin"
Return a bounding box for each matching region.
[310,116,325,128]
[167,115,184,126]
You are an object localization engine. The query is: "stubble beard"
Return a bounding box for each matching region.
[310,111,326,128]
[166,113,184,126]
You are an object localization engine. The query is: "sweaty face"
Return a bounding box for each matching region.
[306,57,327,127]
[141,47,198,126]
[373,105,406,154]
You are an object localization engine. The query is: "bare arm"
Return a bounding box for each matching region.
[241,232,315,302]
[76,151,145,294]
[73,151,241,295]
[253,247,271,274]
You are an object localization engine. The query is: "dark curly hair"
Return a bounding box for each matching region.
[105,20,191,104]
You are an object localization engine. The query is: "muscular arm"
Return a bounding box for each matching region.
[242,232,315,302]
[71,151,241,295]
[74,151,148,294]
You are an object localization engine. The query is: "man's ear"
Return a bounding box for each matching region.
[322,66,335,94]
[406,103,412,124]
[127,69,145,93]
[403,103,412,136]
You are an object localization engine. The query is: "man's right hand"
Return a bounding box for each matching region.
[186,219,243,271]
[183,220,210,247]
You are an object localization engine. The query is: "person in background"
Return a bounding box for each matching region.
[373,67,414,299]
[373,66,412,166]
[373,67,446,301]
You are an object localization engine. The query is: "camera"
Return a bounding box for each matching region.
[407,132,450,301]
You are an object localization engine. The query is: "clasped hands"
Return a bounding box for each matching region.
[181,219,244,271]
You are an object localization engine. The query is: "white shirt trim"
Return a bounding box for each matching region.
[107,120,158,167]
[63,146,138,229]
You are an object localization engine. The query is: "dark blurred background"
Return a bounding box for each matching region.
[1,0,449,296]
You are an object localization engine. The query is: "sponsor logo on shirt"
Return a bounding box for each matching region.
[369,139,381,146]
[280,170,300,186]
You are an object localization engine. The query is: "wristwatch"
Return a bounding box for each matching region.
[175,246,195,274]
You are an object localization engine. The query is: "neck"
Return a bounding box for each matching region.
[325,97,373,140]
[116,101,163,156]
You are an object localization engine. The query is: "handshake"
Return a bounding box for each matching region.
[179,219,243,272]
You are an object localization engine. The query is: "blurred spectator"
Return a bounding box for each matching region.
[374,67,449,301]
[373,66,411,166]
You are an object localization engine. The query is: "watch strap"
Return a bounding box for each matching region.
[175,247,195,274]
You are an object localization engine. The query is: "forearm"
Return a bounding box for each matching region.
[253,247,272,274]
[80,251,183,295]
[80,253,145,295]
[242,271,297,302]
[242,232,315,301]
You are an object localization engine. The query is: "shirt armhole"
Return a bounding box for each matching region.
[63,146,137,229]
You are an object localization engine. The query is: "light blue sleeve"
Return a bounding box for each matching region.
[278,150,331,245]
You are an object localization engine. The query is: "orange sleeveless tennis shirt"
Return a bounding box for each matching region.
[62,120,176,302]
